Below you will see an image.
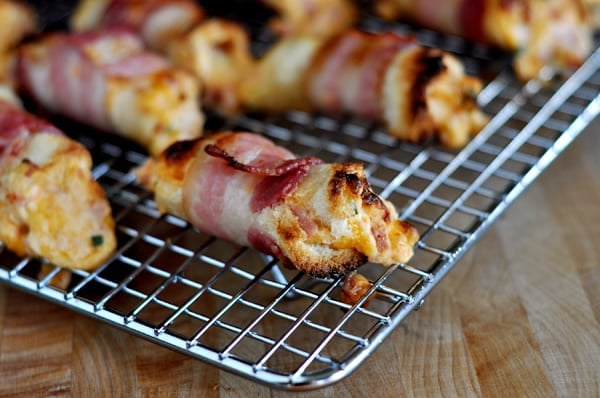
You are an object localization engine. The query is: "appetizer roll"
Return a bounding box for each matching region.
[166,19,255,114]
[71,0,205,53]
[241,30,487,148]
[71,0,253,114]
[136,132,419,276]
[262,0,358,38]
[374,0,593,81]
[17,28,204,156]
[0,87,116,270]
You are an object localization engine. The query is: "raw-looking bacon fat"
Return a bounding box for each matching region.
[0,95,116,270]
[136,132,419,276]
[309,31,364,112]
[17,28,204,155]
[355,33,415,119]
[182,133,299,245]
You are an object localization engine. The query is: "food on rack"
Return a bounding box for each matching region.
[71,0,253,114]
[372,0,594,81]
[0,86,116,271]
[166,19,255,114]
[516,0,595,81]
[262,0,358,38]
[241,30,487,148]
[70,0,205,53]
[0,0,37,54]
[136,131,419,276]
[341,272,375,306]
[69,0,485,139]
[16,28,204,156]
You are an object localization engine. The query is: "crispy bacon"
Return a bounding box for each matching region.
[136,132,419,276]
[341,272,375,307]
[205,144,322,176]
[262,0,358,38]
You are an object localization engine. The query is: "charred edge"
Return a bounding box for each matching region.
[330,169,363,197]
[163,138,200,164]
[410,48,446,121]
[213,39,235,53]
[330,168,391,222]
[361,188,391,222]
[303,253,368,279]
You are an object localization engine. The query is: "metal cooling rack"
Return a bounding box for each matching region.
[1,12,600,390]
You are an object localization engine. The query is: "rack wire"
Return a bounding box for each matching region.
[1,10,599,390]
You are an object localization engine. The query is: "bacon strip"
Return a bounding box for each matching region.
[136,132,419,276]
[0,93,116,270]
[374,0,594,81]
[71,0,205,53]
[71,0,253,114]
[308,30,366,113]
[242,30,487,148]
[0,102,62,152]
[17,28,203,155]
[205,144,322,176]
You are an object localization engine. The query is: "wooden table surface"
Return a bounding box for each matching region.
[0,120,598,397]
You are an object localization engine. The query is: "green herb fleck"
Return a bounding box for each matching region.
[91,235,104,247]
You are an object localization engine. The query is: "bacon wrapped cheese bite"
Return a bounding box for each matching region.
[0,86,116,270]
[373,0,594,81]
[262,0,358,38]
[17,28,204,156]
[71,0,253,114]
[166,19,255,114]
[242,30,487,148]
[136,132,419,276]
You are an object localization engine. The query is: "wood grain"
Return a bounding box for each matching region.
[0,124,598,397]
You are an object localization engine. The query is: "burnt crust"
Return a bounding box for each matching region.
[285,249,367,278]
[329,164,391,222]
[410,47,446,125]
[163,138,202,165]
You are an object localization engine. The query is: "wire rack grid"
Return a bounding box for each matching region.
[1,15,600,391]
